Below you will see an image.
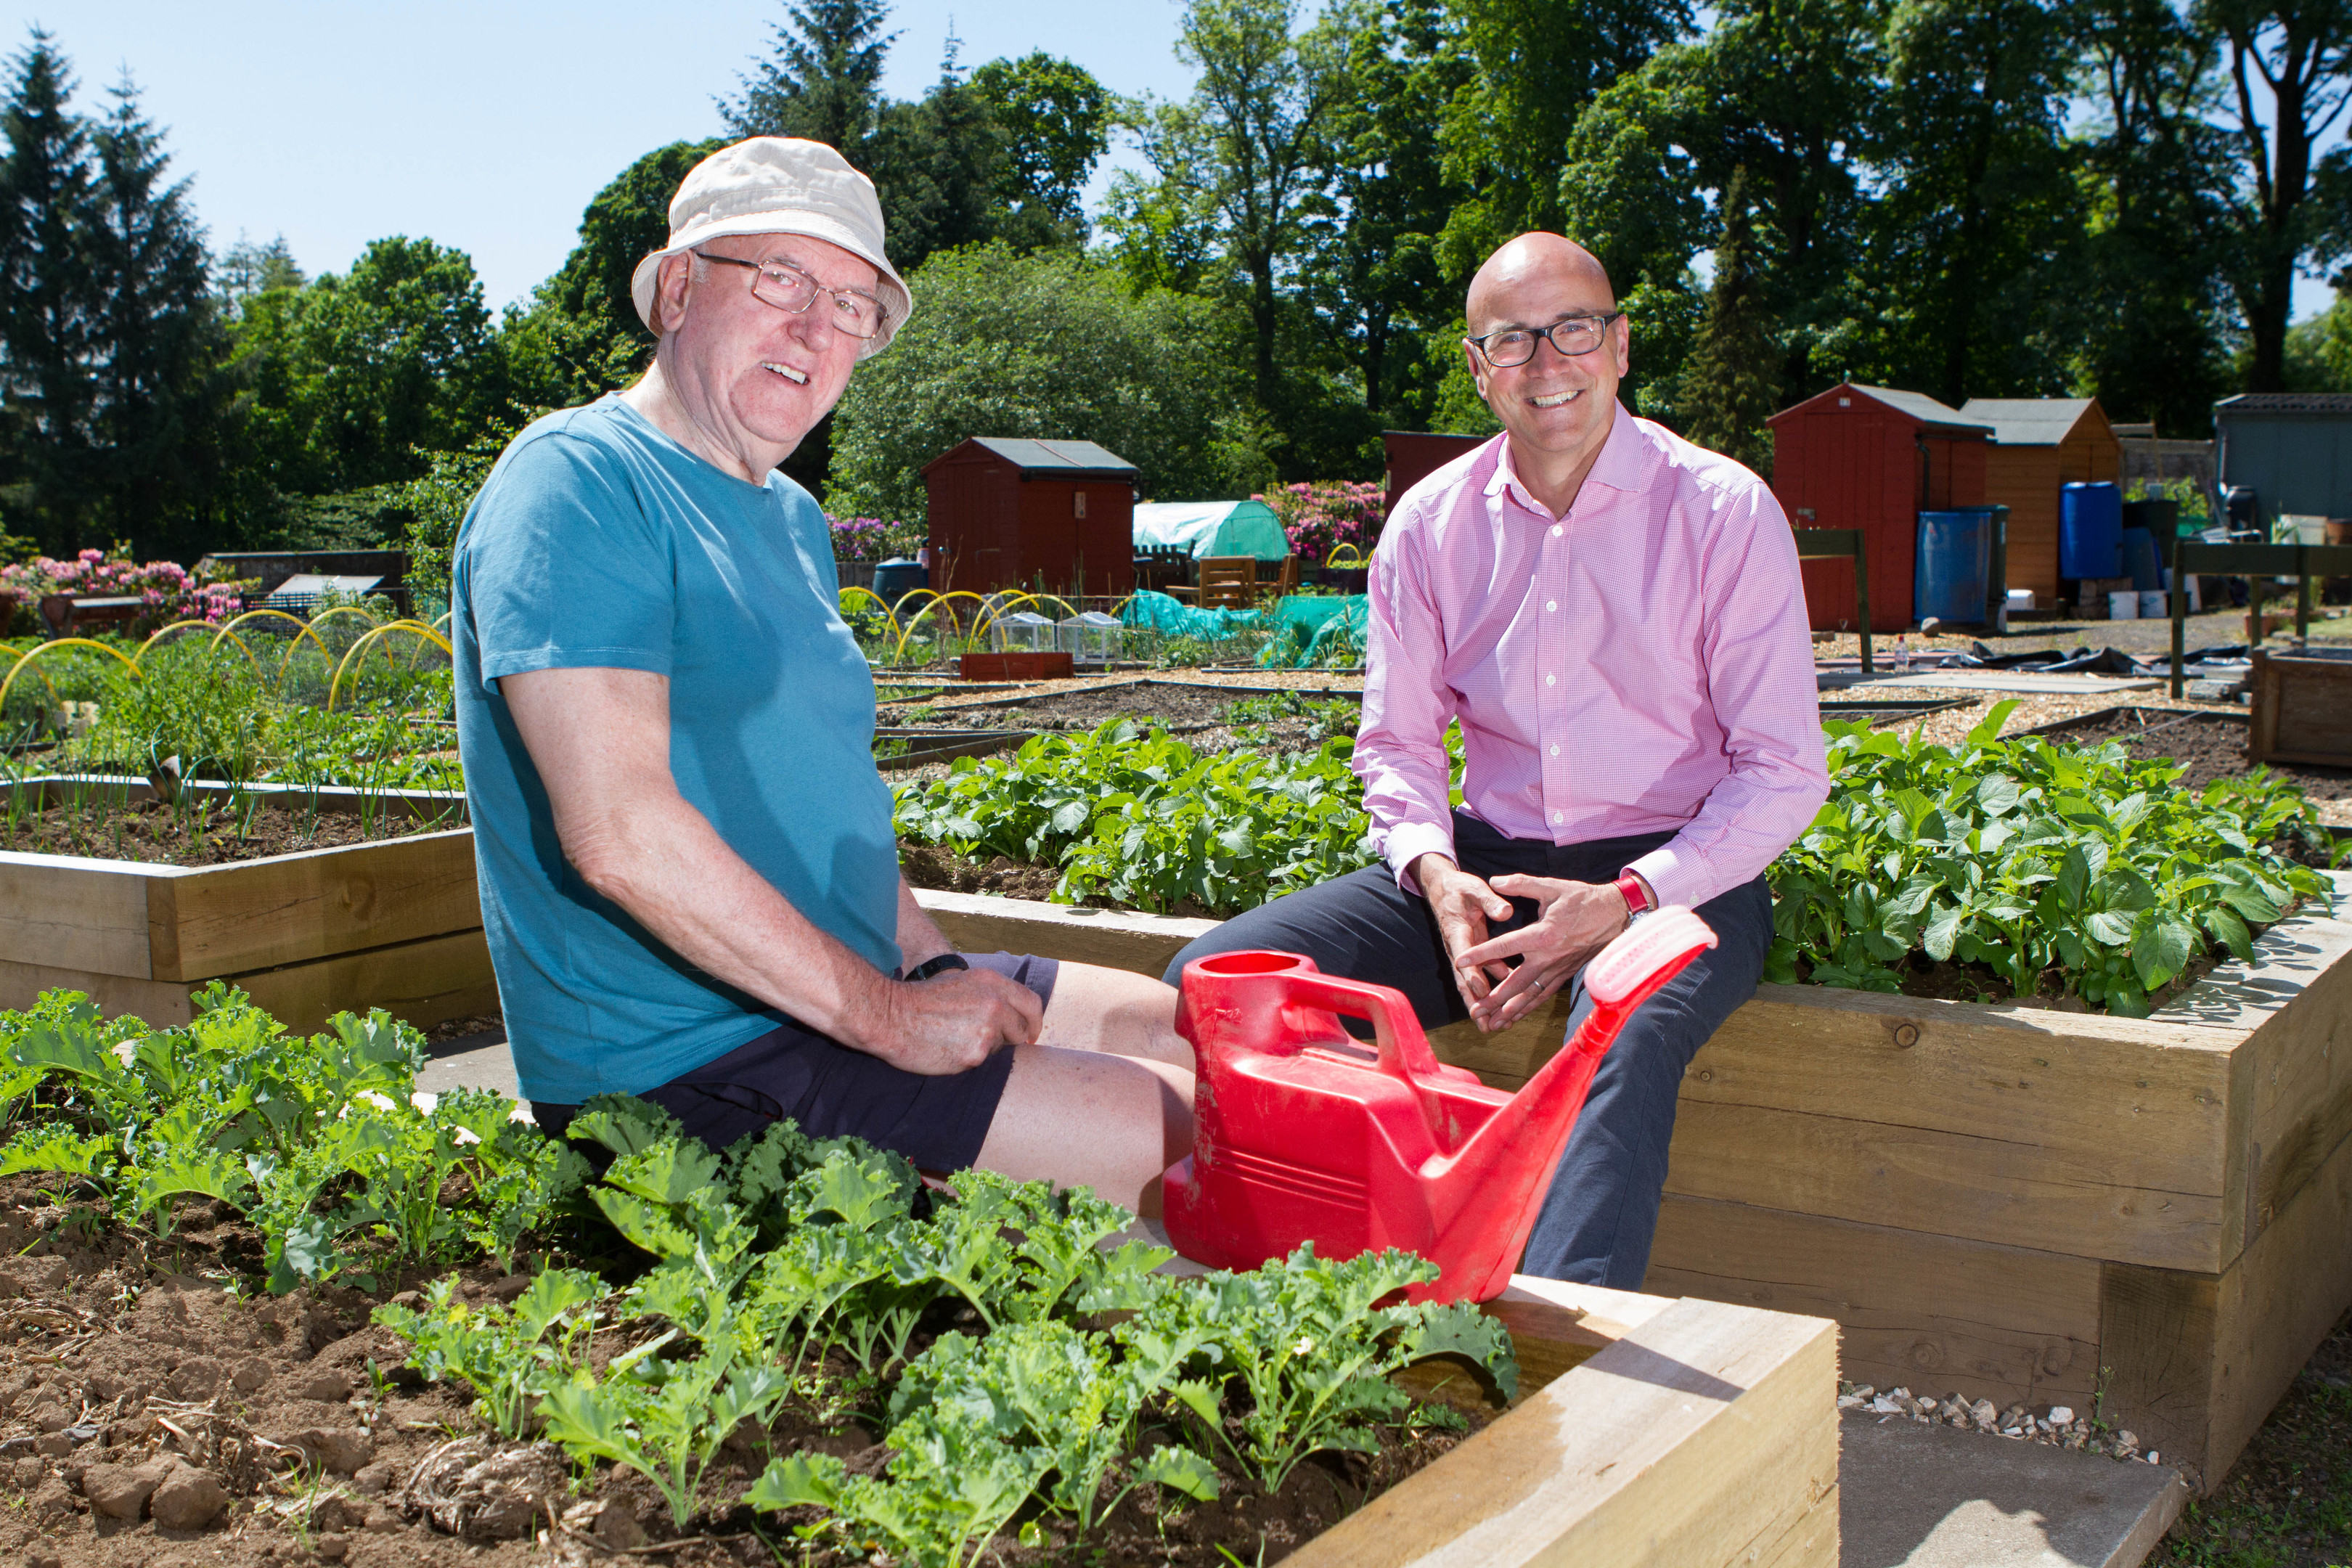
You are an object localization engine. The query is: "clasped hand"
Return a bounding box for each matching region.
[1414,855,1630,1033]
[852,965,1042,1075]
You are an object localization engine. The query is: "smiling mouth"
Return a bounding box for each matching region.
[1530,390,1580,409]
[762,362,809,385]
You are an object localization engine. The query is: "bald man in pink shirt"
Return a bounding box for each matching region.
[1165,234,1829,1287]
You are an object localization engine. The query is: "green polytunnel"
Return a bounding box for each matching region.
[1132,499,1292,560]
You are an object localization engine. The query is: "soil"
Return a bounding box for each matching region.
[2043,706,2352,807]
[0,798,463,867]
[0,1174,1490,1568]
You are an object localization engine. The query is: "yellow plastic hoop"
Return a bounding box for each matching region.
[890,591,992,663]
[325,621,456,712]
[212,608,332,665]
[1323,544,1368,570]
[973,592,1082,642]
[139,620,263,676]
[0,637,140,713]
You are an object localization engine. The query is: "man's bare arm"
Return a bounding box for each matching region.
[499,666,1038,1074]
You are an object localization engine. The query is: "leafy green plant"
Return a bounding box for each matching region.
[1085,1244,1518,1492]
[373,1268,610,1436]
[1768,703,2331,1013]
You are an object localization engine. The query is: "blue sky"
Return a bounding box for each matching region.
[7,2,2338,323]
[9,1,1199,311]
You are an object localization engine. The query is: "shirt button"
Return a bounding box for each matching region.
[1550,744,1559,756]
[1545,672,1556,687]
[1551,524,1563,537]
[1546,600,1557,613]
[1551,811,1564,825]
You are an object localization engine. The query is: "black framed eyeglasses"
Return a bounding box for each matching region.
[691,249,887,340]
[1468,311,1625,367]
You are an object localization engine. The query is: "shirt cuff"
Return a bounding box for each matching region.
[1383,820,1459,897]
[1624,844,1708,912]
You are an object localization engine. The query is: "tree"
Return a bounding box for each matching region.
[1113,0,1352,412]
[1435,0,1691,266]
[86,70,226,551]
[722,0,897,150]
[865,45,1013,271]
[0,28,99,550]
[1674,170,1780,473]
[970,52,1112,237]
[502,139,725,411]
[233,237,503,498]
[218,233,303,305]
[2200,0,2352,391]
[828,242,1274,521]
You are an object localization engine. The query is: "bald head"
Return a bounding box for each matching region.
[1466,234,1615,336]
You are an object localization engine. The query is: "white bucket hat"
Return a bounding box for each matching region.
[629,137,913,358]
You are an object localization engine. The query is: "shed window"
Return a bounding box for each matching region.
[1074,491,1088,519]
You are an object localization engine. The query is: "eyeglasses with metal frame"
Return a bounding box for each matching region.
[690,249,888,340]
[1467,311,1626,368]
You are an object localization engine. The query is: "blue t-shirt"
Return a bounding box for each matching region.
[452,395,900,1103]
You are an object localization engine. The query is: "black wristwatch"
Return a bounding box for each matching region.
[905,952,970,983]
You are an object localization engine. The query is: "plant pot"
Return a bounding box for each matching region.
[912,873,2352,1493]
[957,651,1074,682]
[1,777,491,1032]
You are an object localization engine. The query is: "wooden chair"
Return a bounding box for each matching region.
[1266,554,1299,599]
[1199,556,1257,610]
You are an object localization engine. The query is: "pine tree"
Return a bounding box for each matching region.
[89,69,225,548]
[0,29,100,550]
[721,0,898,153]
[1675,167,1780,477]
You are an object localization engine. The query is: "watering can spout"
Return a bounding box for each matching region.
[1164,908,1718,1303]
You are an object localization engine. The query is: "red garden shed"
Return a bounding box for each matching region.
[1383,430,1493,518]
[922,437,1139,599]
[1767,383,1992,632]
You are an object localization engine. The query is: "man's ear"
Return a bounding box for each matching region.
[653,252,695,336]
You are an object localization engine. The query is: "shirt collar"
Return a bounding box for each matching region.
[1483,403,1643,518]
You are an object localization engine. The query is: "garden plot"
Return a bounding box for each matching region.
[0,778,489,1033]
[2030,705,2352,809]
[0,994,1837,1568]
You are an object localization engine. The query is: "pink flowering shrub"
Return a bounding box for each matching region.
[0,545,253,629]
[1257,481,1384,564]
[828,515,926,563]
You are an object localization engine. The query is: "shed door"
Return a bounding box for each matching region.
[1789,412,1892,631]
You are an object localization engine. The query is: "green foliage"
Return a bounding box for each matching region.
[374,1269,610,1437]
[827,242,1273,522]
[395,422,513,613]
[1083,1244,1519,1490]
[1673,167,1779,473]
[893,718,1381,915]
[0,985,581,1285]
[1768,703,2332,1014]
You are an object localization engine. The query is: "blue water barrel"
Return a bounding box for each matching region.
[1915,510,1991,623]
[2119,527,2163,592]
[873,556,928,605]
[2060,483,2123,579]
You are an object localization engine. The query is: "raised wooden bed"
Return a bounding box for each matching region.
[1,778,490,1032]
[1118,1212,1841,1568]
[915,870,2352,1491]
[2250,648,2352,766]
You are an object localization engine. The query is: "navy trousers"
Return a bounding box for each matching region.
[1160,812,1773,1289]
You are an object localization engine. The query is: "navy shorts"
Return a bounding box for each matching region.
[533,951,1058,1169]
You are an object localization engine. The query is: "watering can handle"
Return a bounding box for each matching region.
[1276,971,1446,1087]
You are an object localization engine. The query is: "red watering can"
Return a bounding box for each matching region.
[1162,907,1719,1302]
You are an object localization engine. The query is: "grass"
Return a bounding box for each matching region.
[2149,1312,2352,1567]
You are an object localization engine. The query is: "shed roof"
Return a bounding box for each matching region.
[1767,382,1991,436]
[923,436,1139,476]
[2213,393,2352,416]
[1956,398,2107,446]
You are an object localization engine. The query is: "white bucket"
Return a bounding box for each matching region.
[2139,589,2168,618]
[2282,513,2329,545]
[2006,588,2036,612]
[2109,590,2140,620]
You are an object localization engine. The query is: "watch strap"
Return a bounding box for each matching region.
[1612,873,1651,918]
[904,952,971,982]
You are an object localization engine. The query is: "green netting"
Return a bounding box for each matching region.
[1257,595,1367,668]
[1118,589,1267,637]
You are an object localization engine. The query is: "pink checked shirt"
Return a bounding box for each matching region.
[1357,410,1829,911]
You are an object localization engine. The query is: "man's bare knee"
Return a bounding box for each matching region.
[973,1045,1193,1217]
[1039,963,1191,1069]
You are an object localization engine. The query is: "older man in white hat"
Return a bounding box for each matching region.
[451,139,1192,1212]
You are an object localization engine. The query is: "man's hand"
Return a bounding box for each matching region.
[1412,854,1519,1014]
[1454,875,1632,1032]
[844,967,1044,1076]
